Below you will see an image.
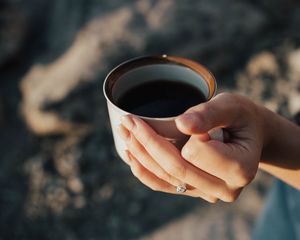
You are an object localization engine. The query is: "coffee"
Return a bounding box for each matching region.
[116,80,206,118]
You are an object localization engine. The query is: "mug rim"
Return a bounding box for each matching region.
[103,54,217,120]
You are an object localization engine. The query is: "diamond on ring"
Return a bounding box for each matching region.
[176,184,187,193]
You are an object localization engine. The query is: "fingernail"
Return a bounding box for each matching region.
[181,145,190,160]
[177,113,198,124]
[121,115,135,131]
[176,113,198,135]
[116,124,130,141]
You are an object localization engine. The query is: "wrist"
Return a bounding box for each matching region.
[259,104,300,165]
[257,104,279,164]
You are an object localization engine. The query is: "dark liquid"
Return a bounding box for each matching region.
[117,80,206,118]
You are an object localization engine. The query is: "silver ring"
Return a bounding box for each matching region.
[176,183,187,193]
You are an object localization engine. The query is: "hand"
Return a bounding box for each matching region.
[118,93,265,202]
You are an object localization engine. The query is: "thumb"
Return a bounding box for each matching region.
[175,93,237,135]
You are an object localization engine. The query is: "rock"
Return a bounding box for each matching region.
[46,185,70,214]
[0,0,49,66]
[237,52,279,104]
[0,1,28,66]
[236,48,300,119]
[246,52,279,77]
[288,91,300,116]
[23,155,49,217]
[287,48,300,89]
[73,195,86,209]
[67,177,84,193]
[286,49,300,115]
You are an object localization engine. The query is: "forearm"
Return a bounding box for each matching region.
[259,105,300,189]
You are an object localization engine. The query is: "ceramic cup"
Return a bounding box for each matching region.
[103,55,223,161]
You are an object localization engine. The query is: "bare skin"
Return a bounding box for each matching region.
[117,93,300,202]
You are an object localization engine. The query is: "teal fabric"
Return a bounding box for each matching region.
[252,180,300,240]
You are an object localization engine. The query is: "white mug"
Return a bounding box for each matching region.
[103,55,223,161]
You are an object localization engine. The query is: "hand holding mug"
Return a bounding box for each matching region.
[103,55,218,160]
[119,93,265,202]
[103,56,266,202]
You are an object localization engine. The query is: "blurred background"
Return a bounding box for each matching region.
[1,0,300,239]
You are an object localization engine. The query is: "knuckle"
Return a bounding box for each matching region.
[222,193,238,203]
[217,188,237,203]
[214,187,224,200]
[209,198,219,203]
[239,171,255,186]
[205,197,218,203]
[196,106,210,123]
[217,92,237,102]
[129,138,144,155]
[189,113,206,132]
[166,163,186,180]
[228,93,252,116]
[202,104,215,121]
[231,161,255,187]
[217,92,241,111]
[156,170,170,182]
[185,108,209,132]
[149,184,160,192]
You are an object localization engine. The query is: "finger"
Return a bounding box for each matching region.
[119,124,219,202]
[175,93,240,135]
[181,135,255,187]
[116,125,132,166]
[125,151,218,202]
[121,115,233,201]
[117,124,183,187]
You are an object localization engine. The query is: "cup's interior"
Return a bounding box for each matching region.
[111,64,209,104]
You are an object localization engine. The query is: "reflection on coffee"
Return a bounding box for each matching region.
[116,80,206,118]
